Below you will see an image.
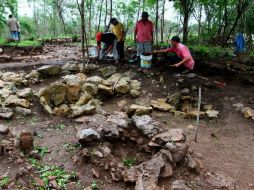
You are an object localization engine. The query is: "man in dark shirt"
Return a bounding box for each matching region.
[96,32,119,63]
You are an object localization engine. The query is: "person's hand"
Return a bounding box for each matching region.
[170,63,181,67]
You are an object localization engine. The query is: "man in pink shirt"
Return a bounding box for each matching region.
[154,36,195,70]
[134,12,154,62]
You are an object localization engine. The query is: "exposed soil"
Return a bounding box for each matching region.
[0,45,254,189]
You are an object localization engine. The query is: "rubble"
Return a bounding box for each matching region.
[127,104,153,117]
[77,128,101,145]
[0,107,13,119]
[206,110,219,118]
[99,66,117,77]
[37,65,61,76]
[132,115,161,137]
[171,180,192,190]
[4,95,30,108]
[0,124,9,134]
[151,99,174,111]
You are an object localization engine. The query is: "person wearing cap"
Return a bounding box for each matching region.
[96,32,119,63]
[7,15,19,41]
[134,12,154,62]
[153,36,195,70]
[110,18,125,60]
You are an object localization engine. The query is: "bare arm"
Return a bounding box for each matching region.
[172,56,191,67]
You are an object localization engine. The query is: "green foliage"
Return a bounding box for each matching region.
[123,158,135,168]
[0,40,42,47]
[188,45,231,58]
[35,145,49,157]
[0,176,11,188]
[54,124,66,130]
[91,180,99,190]
[29,158,77,190]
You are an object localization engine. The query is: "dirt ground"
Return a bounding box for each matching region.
[0,45,254,190]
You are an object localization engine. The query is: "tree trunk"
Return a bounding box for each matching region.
[182,12,189,43]
[54,0,67,35]
[88,0,92,40]
[104,0,108,31]
[160,0,165,42]
[136,0,141,23]
[109,0,112,20]
[155,0,159,45]
[97,0,104,32]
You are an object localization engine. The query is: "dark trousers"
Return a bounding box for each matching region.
[116,41,124,59]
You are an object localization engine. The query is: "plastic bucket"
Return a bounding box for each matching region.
[140,53,152,68]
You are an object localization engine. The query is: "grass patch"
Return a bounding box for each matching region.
[35,145,50,157]
[54,124,66,130]
[62,142,81,152]
[29,158,78,189]
[0,176,11,188]
[0,38,42,47]
[123,158,135,168]
[91,180,99,190]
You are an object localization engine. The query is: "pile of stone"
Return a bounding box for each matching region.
[233,103,254,121]
[75,113,202,189]
[38,72,142,117]
[142,89,219,119]
[0,80,33,119]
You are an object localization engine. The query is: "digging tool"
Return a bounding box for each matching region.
[180,73,226,88]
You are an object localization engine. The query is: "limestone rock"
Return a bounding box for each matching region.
[70,103,96,118]
[232,103,244,111]
[124,154,165,190]
[100,66,117,77]
[76,92,92,106]
[107,112,130,128]
[25,70,40,83]
[115,78,130,94]
[19,131,34,154]
[130,89,140,98]
[98,122,120,140]
[15,107,32,116]
[17,88,33,99]
[4,95,30,108]
[130,80,141,91]
[1,72,23,85]
[86,76,103,85]
[241,107,254,118]
[167,92,181,108]
[48,82,66,106]
[0,124,9,134]
[127,104,153,117]
[82,83,98,95]
[77,128,101,145]
[61,61,80,71]
[65,84,81,103]
[205,172,236,190]
[149,129,186,147]
[0,107,13,119]
[171,180,191,190]
[52,104,69,115]
[165,142,189,163]
[187,155,201,174]
[206,110,219,118]
[151,99,174,112]
[132,115,161,137]
[98,84,114,95]
[37,65,61,76]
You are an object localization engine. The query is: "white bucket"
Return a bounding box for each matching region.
[140,53,152,68]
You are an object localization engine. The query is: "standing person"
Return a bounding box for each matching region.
[153,36,195,71]
[134,11,154,62]
[96,32,119,63]
[110,18,125,60]
[7,15,19,41]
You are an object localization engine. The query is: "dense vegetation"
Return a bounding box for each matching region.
[0,0,254,49]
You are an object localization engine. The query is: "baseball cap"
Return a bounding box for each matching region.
[171,36,181,43]
[96,32,103,41]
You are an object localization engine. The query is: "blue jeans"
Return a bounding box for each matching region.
[10,31,18,40]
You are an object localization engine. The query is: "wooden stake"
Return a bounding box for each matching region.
[194,86,202,142]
